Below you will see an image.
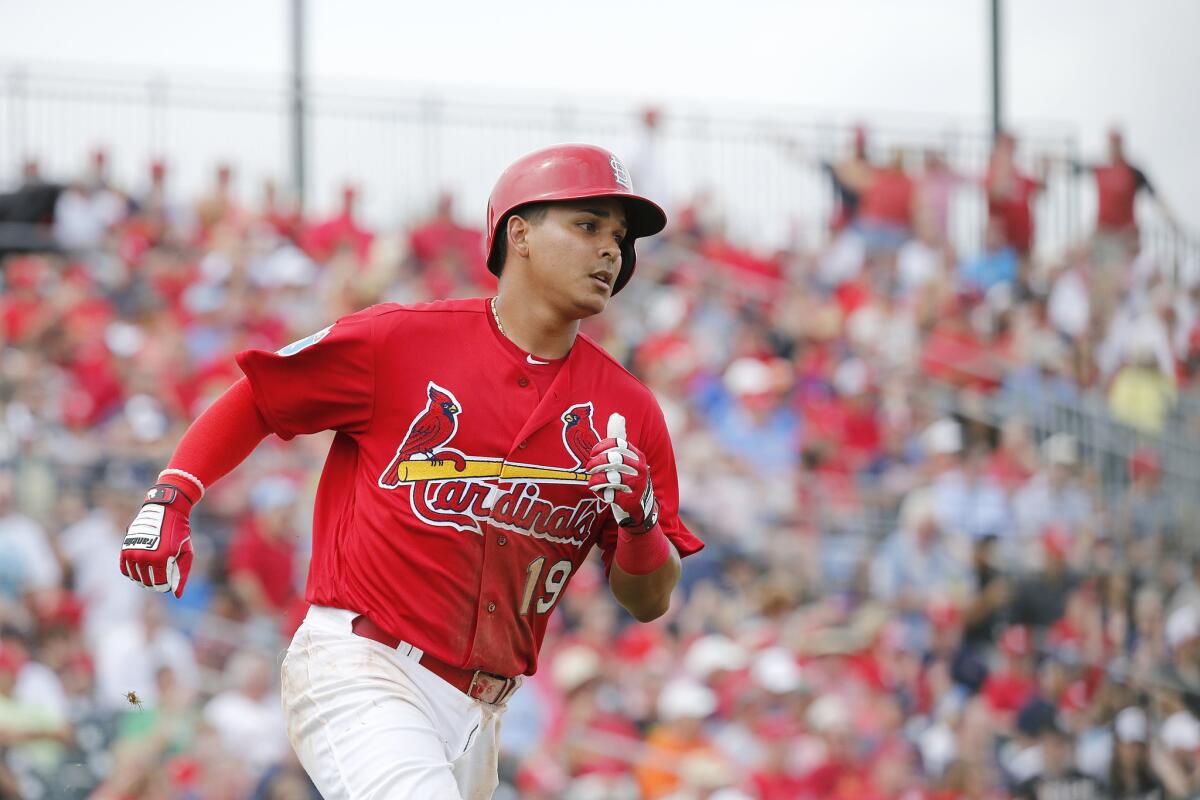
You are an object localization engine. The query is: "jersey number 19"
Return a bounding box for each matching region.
[520,557,572,615]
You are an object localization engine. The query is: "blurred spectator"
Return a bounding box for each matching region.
[853,149,917,253]
[56,482,145,648]
[930,438,1013,545]
[916,148,963,244]
[0,469,62,600]
[259,179,303,243]
[822,125,871,233]
[1014,720,1105,799]
[1107,332,1177,433]
[962,535,1011,653]
[959,216,1019,292]
[301,183,374,264]
[1107,706,1168,799]
[984,132,1044,257]
[0,643,73,791]
[226,476,303,617]
[1113,448,1177,575]
[1162,606,1200,719]
[53,150,129,251]
[1012,434,1094,553]
[1074,127,1181,265]
[896,216,951,299]
[203,649,289,780]
[1001,332,1080,420]
[407,192,488,295]
[636,680,724,799]
[1169,554,1200,618]
[699,357,798,478]
[95,597,199,711]
[980,626,1039,731]
[541,643,640,791]
[1009,529,1078,629]
[1158,708,1200,795]
[870,488,970,619]
[194,162,244,242]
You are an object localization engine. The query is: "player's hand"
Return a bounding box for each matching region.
[119,484,196,598]
[586,436,659,535]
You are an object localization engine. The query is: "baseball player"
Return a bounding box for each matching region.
[119,143,704,799]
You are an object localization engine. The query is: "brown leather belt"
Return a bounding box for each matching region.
[350,614,519,705]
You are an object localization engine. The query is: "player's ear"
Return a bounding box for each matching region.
[507,215,531,260]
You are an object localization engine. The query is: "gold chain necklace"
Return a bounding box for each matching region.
[490,296,507,338]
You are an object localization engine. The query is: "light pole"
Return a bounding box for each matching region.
[290,0,308,212]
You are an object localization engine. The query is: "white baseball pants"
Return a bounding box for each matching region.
[280,605,509,799]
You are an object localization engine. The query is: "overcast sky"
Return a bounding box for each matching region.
[3,0,1198,230]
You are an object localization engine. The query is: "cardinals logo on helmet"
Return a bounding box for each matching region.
[609,156,633,190]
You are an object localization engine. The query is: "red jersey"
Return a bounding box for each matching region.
[986,168,1040,254]
[859,167,914,227]
[981,669,1036,715]
[235,297,702,678]
[1093,161,1151,232]
[227,517,298,611]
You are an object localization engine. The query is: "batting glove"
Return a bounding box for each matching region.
[586,437,660,534]
[119,483,196,598]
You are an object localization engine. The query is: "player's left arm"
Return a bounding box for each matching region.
[606,534,681,623]
[586,413,691,622]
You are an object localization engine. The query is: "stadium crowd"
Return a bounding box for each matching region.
[0,126,1199,800]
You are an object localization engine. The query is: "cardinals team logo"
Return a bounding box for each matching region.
[378,382,605,546]
[609,155,633,190]
[561,402,600,471]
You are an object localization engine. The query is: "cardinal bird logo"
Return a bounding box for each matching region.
[377,389,607,545]
[392,382,462,465]
[561,402,600,471]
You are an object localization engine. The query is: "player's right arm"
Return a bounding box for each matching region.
[119,310,378,598]
[119,378,271,597]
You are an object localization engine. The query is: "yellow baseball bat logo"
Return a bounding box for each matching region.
[387,458,589,485]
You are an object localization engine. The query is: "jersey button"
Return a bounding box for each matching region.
[487,602,497,613]
[517,376,529,387]
[518,440,528,450]
[497,535,508,546]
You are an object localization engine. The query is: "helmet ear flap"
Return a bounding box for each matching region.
[611,238,638,295]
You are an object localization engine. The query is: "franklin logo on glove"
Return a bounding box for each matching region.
[119,482,197,598]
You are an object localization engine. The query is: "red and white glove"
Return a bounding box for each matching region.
[119,483,196,598]
[586,414,660,535]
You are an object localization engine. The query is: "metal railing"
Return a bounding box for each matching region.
[3,62,1080,257]
[1138,221,1200,287]
[928,375,1200,549]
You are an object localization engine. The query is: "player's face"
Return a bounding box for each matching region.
[524,197,627,318]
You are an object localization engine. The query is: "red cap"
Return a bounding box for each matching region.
[484,143,666,294]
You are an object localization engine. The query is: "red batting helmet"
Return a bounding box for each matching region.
[485,143,667,295]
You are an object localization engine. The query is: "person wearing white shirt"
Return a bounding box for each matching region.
[94,596,198,711]
[0,471,61,599]
[202,649,289,779]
